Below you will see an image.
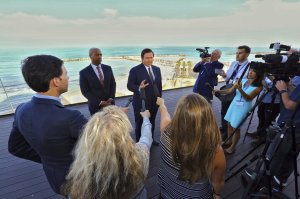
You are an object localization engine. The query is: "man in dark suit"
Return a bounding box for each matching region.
[127,48,162,145]
[8,55,87,195]
[79,48,116,115]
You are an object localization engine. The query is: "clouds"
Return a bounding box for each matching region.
[103,9,118,18]
[0,0,299,48]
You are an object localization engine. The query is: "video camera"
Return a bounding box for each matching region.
[250,43,300,80]
[196,47,211,58]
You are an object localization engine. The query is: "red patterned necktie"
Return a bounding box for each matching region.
[96,66,104,87]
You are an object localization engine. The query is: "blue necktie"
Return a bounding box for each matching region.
[231,64,241,80]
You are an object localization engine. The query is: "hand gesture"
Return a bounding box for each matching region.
[140,110,151,118]
[220,70,226,78]
[156,97,165,106]
[121,107,129,114]
[234,81,242,89]
[275,80,288,91]
[139,80,149,89]
[99,98,113,107]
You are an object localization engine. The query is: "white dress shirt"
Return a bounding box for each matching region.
[144,65,155,80]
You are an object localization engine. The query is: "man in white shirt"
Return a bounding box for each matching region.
[220,45,251,139]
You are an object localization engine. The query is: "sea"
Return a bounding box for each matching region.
[0,46,270,115]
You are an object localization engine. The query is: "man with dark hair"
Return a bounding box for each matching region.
[219,45,251,139]
[79,48,116,115]
[8,55,87,195]
[127,48,162,145]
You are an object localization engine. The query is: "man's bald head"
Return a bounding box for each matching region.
[89,48,102,65]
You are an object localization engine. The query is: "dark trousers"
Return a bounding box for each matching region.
[134,107,158,142]
[257,102,280,137]
[221,100,231,135]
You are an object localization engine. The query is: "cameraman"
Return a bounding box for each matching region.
[193,49,224,102]
[268,79,300,189]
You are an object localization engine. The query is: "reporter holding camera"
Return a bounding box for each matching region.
[62,106,153,199]
[193,49,224,103]
[156,94,226,199]
[267,79,300,189]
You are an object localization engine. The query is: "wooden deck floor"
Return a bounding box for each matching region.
[0,86,298,199]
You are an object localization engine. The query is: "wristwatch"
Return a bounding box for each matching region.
[279,90,288,94]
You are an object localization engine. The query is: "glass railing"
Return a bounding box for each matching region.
[0,57,202,116]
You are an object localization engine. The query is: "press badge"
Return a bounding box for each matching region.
[235,100,244,106]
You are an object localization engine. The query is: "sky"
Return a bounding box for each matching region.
[0,0,299,48]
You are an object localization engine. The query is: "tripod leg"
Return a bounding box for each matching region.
[242,95,259,144]
[242,110,255,143]
[241,158,265,199]
[226,154,260,182]
[229,141,264,171]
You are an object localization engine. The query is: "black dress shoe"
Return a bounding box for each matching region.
[152,140,160,146]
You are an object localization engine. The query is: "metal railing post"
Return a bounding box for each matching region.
[0,77,14,112]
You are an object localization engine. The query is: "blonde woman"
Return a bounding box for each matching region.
[62,106,153,199]
[156,94,226,199]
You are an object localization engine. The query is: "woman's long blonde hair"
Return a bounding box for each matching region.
[169,94,221,183]
[63,106,145,199]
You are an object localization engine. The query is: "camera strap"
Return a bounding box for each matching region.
[226,62,248,84]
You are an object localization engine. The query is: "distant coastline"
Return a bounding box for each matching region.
[0,46,269,115]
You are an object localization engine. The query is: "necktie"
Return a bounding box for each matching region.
[231,64,241,80]
[148,67,155,83]
[96,66,104,87]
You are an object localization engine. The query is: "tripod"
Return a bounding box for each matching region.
[225,88,271,182]
[240,110,300,199]
[242,95,259,143]
[230,83,280,173]
[242,81,280,144]
[222,86,271,148]
[228,104,300,199]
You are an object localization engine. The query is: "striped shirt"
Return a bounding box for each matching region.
[158,128,213,199]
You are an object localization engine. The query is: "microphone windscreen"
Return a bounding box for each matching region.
[153,84,160,97]
[140,88,146,100]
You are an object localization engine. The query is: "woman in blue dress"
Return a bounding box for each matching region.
[215,67,263,154]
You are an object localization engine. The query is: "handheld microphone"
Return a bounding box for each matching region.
[153,84,160,97]
[140,88,146,111]
[124,97,133,107]
[205,82,213,90]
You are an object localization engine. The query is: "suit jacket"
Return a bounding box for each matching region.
[127,64,162,112]
[79,64,116,114]
[8,97,87,194]
[193,61,224,94]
